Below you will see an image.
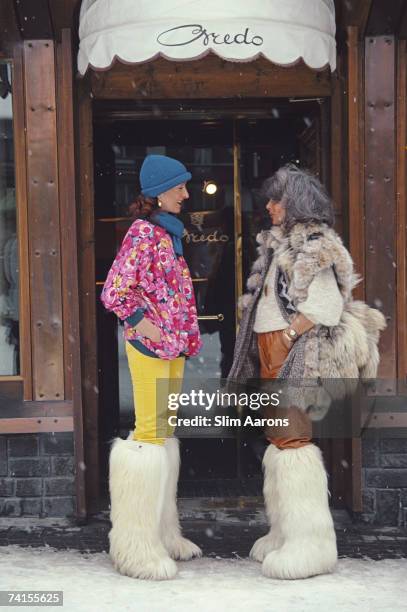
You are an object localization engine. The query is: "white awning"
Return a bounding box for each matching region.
[78,0,336,76]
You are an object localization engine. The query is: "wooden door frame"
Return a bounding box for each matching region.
[75,55,364,515]
[56,30,87,521]
[76,73,99,515]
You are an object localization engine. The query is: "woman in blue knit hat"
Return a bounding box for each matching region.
[101,154,202,580]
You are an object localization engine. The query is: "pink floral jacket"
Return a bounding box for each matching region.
[100,218,202,360]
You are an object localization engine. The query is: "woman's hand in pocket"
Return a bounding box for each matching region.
[135,318,161,343]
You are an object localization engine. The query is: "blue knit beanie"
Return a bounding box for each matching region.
[140,154,192,197]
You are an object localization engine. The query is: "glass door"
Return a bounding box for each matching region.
[94,102,323,498]
[94,117,245,492]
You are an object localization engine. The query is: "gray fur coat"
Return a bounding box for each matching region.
[227,222,386,401]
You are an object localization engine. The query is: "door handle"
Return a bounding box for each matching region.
[198,314,224,322]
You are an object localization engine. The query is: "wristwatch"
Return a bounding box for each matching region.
[283,327,299,343]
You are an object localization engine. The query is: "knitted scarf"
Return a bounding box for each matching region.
[151,211,184,256]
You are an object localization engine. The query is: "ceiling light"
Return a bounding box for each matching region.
[203,180,218,195]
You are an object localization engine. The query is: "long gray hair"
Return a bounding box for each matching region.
[262,164,335,230]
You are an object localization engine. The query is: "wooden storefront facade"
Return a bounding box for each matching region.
[0,0,406,524]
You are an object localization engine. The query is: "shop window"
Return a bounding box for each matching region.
[0,62,19,375]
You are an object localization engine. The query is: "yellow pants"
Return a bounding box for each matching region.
[125,341,185,445]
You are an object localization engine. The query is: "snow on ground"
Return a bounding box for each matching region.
[1,546,406,612]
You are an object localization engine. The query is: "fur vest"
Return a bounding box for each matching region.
[227,222,386,392]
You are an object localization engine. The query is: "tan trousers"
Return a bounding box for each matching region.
[257,330,312,449]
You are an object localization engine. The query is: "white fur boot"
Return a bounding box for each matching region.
[250,444,284,562]
[108,437,177,580]
[161,437,202,560]
[262,444,338,579]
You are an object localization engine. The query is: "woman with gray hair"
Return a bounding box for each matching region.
[227,164,385,580]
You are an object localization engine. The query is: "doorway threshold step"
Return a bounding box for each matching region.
[178,478,263,498]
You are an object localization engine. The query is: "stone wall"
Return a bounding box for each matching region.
[1,430,407,524]
[362,434,407,526]
[0,433,76,517]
